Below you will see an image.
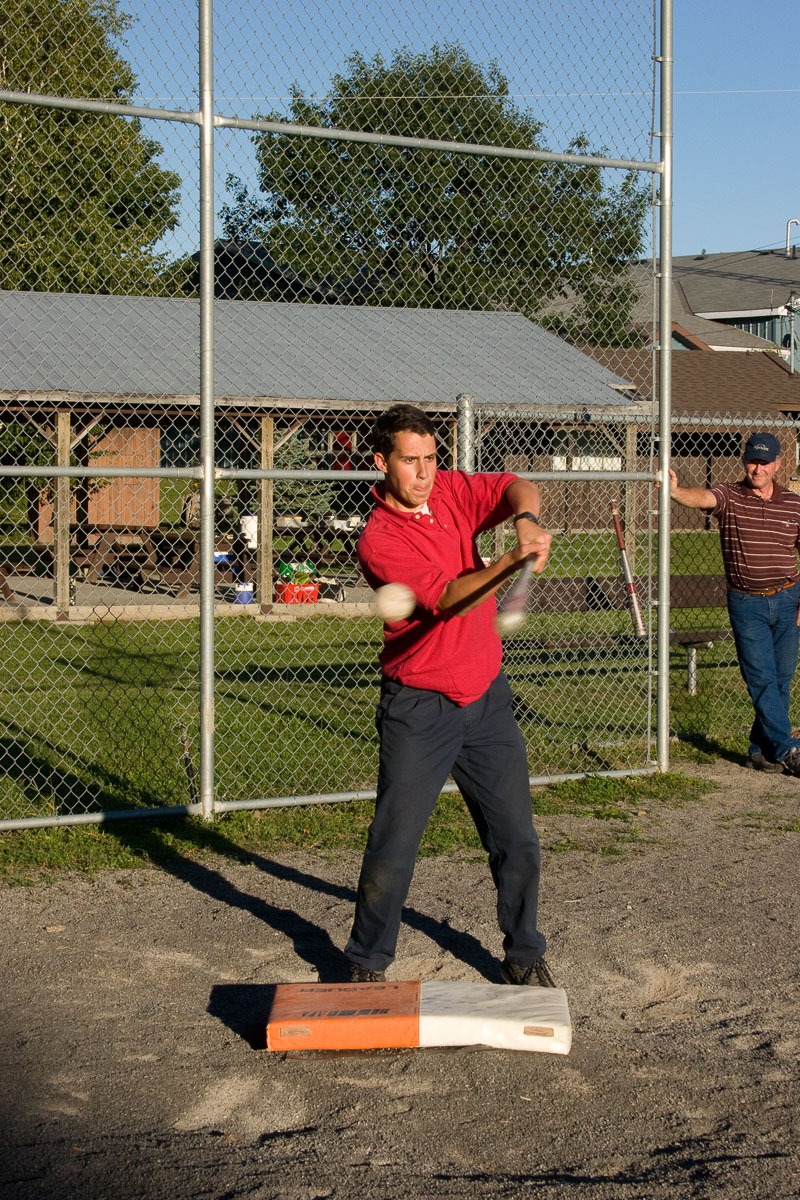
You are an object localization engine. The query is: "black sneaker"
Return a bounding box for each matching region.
[348,962,386,983]
[747,751,784,774]
[781,746,800,777]
[500,957,556,987]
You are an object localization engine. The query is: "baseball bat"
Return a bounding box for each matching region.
[610,501,646,639]
[496,558,534,637]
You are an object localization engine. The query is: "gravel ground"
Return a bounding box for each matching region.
[2,757,799,1200]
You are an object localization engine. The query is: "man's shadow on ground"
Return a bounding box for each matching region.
[0,723,502,1047]
[108,821,501,1048]
[676,732,743,766]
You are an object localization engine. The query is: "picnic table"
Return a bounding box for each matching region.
[70,526,248,597]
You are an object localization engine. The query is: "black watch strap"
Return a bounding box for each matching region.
[512,511,540,525]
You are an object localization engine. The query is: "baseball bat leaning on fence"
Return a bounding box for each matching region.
[610,501,647,639]
[496,558,534,637]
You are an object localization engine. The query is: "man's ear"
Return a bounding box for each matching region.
[374,451,388,474]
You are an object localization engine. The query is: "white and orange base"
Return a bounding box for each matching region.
[266,979,571,1055]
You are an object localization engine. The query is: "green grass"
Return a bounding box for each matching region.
[0,611,758,827]
[483,529,724,579]
[159,478,189,525]
[0,617,386,821]
[537,770,702,818]
[0,517,761,833]
[0,620,201,819]
[668,530,725,575]
[0,769,710,885]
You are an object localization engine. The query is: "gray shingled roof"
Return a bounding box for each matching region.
[628,263,770,349]
[0,290,634,409]
[628,251,800,350]
[670,250,800,316]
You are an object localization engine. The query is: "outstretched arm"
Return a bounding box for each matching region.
[436,479,551,615]
[665,468,717,510]
[436,534,550,615]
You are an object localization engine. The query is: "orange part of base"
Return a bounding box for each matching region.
[267,981,421,1051]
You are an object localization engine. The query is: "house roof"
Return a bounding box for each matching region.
[628,264,769,350]
[629,250,800,350]
[0,290,634,412]
[669,249,800,317]
[582,346,800,418]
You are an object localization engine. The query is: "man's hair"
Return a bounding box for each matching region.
[371,405,437,459]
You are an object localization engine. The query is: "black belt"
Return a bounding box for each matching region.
[729,580,798,597]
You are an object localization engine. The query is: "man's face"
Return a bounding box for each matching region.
[743,456,781,490]
[375,430,437,511]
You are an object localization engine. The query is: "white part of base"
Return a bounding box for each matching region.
[418,981,572,1054]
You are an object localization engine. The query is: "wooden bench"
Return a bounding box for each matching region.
[517,573,730,695]
[667,574,729,694]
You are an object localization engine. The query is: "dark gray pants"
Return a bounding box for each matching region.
[345,671,546,972]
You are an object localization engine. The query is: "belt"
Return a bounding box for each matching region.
[729,580,798,597]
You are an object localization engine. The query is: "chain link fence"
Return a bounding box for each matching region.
[0,0,733,830]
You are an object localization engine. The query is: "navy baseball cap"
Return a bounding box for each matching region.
[743,433,781,463]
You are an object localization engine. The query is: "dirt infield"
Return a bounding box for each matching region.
[2,757,799,1200]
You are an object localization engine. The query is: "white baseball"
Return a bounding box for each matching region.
[496,609,526,637]
[373,582,416,621]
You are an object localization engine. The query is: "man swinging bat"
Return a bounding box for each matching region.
[344,404,556,988]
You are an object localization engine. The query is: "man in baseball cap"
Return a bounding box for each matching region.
[667,431,800,775]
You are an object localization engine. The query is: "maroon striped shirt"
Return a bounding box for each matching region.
[710,480,800,592]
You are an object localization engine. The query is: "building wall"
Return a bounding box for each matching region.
[38,426,160,541]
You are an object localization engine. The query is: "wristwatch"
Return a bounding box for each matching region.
[512,511,541,526]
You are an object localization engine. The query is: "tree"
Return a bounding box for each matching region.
[0,0,181,294]
[0,419,50,533]
[273,428,337,521]
[222,44,648,342]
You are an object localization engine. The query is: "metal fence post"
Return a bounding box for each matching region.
[54,411,72,617]
[198,0,216,821]
[457,393,475,472]
[260,416,275,609]
[656,0,674,771]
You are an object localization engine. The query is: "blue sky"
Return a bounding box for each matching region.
[120,0,798,261]
[672,1,799,257]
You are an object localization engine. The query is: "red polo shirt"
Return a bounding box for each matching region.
[357,469,517,704]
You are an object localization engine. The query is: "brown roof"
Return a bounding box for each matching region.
[581,347,800,418]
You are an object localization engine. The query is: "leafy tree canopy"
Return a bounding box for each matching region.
[221,44,648,343]
[0,0,181,294]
